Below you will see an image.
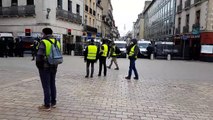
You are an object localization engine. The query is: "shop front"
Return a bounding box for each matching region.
[174,34,201,60]
[200,32,213,62]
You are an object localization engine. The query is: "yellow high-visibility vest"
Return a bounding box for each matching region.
[87,45,98,60]
[112,46,117,56]
[101,44,108,57]
[129,45,137,59]
[42,39,61,57]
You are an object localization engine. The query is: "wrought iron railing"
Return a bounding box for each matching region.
[177,5,182,13]
[185,0,191,9]
[56,8,82,24]
[183,25,189,33]
[0,5,35,17]
[176,27,180,34]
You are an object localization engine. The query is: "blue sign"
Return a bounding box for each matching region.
[182,35,188,40]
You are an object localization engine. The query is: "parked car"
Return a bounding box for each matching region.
[138,40,151,58]
[0,33,14,57]
[154,41,179,59]
[114,41,127,58]
[18,36,36,53]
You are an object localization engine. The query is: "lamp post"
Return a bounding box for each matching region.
[46,8,51,19]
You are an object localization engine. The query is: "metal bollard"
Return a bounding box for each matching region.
[71,50,75,56]
[167,54,171,60]
[150,53,154,60]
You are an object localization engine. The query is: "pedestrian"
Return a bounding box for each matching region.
[107,42,119,70]
[98,39,109,76]
[31,38,39,61]
[36,28,61,111]
[146,43,154,59]
[84,39,99,78]
[125,39,139,80]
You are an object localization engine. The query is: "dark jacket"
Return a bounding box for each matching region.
[127,44,139,60]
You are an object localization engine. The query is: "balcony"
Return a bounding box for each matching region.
[56,8,82,24]
[184,0,191,10]
[183,25,189,33]
[194,0,201,5]
[177,5,182,14]
[176,27,180,34]
[0,5,35,17]
[85,5,88,12]
[84,25,97,33]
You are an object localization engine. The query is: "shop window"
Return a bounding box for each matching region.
[27,0,34,5]
[201,45,213,54]
[11,0,18,6]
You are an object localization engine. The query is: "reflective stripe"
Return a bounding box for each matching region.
[129,45,137,58]
[42,39,61,57]
[101,44,108,57]
[87,45,98,60]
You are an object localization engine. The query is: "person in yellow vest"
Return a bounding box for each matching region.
[98,39,109,76]
[31,38,40,61]
[84,39,99,78]
[36,28,61,111]
[107,42,119,70]
[125,39,139,80]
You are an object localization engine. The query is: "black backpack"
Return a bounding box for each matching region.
[115,46,121,54]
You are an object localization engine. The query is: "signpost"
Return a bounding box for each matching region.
[182,35,188,59]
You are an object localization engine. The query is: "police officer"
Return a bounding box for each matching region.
[36,28,61,111]
[31,38,40,61]
[84,39,99,78]
[125,39,139,80]
[98,39,109,76]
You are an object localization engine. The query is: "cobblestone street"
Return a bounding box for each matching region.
[0,56,213,120]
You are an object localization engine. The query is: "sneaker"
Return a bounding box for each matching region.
[90,75,93,78]
[125,76,130,80]
[134,77,139,80]
[38,105,51,111]
[51,104,56,108]
[107,66,111,69]
[85,75,89,78]
[114,68,119,70]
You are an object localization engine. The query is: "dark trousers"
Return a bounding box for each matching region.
[86,61,95,77]
[128,59,139,78]
[38,67,57,107]
[98,56,107,76]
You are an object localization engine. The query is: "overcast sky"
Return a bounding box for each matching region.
[111,0,145,37]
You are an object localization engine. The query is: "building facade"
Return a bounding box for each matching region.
[174,0,213,61]
[101,0,114,39]
[0,0,83,44]
[83,0,97,39]
[133,1,151,40]
[96,0,103,38]
[133,13,144,40]
[144,0,176,41]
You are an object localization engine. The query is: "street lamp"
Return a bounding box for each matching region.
[46,8,51,19]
